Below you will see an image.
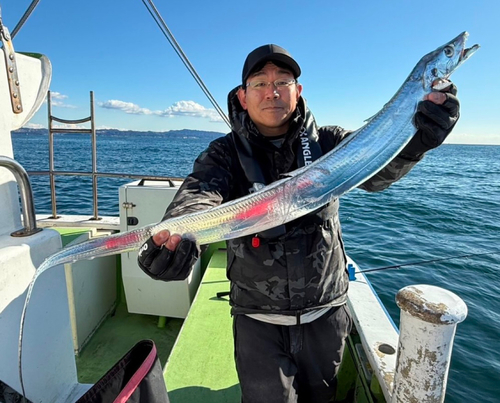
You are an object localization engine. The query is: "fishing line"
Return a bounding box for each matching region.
[359,250,500,274]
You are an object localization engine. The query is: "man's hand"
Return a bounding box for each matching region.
[401,81,460,160]
[152,230,182,251]
[137,230,199,281]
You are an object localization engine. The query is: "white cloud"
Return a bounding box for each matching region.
[447,132,500,145]
[157,101,222,121]
[50,92,68,100]
[99,99,223,122]
[23,122,45,129]
[53,123,87,130]
[99,100,154,115]
[96,125,127,131]
[51,101,77,108]
[45,91,77,108]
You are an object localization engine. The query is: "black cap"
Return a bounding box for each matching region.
[242,44,301,85]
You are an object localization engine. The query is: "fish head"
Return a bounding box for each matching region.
[417,32,479,90]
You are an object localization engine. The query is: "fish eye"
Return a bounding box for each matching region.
[432,68,439,77]
[443,45,454,58]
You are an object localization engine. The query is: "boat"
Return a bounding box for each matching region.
[0,5,468,403]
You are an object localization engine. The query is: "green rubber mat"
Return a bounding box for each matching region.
[165,250,240,402]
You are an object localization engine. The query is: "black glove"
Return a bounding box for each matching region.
[137,236,199,281]
[400,83,460,160]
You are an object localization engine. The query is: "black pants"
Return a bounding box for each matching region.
[233,305,352,403]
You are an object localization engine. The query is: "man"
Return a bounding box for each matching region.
[138,44,459,402]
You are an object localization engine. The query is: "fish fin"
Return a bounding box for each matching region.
[363,112,378,123]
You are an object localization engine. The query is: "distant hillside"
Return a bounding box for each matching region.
[12,127,225,138]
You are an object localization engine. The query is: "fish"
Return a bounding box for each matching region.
[18,32,479,394]
[29,32,480,273]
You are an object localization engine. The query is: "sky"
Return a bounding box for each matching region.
[2,0,499,145]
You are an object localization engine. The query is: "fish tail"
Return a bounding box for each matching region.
[37,225,152,277]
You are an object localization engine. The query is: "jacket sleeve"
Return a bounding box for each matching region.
[357,154,422,192]
[162,137,233,221]
[318,125,422,193]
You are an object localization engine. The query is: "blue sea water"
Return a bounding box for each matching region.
[12,132,500,402]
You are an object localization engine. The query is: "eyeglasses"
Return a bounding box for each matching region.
[246,78,296,90]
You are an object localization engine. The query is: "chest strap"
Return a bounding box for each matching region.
[296,112,323,167]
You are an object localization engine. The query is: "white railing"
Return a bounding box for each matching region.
[348,262,467,402]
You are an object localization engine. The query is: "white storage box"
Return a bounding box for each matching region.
[119,179,201,318]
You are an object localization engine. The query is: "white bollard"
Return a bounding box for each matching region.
[391,285,467,403]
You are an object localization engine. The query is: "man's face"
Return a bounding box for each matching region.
[237,62,302,137]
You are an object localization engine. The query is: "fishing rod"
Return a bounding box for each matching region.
[141,0,231,128]
[359,250,500,274]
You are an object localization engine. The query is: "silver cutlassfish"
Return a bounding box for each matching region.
[18,32,479,395]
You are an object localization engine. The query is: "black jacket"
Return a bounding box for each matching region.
[162,88,420,315]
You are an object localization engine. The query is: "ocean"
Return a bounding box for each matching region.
[12,131,500,402]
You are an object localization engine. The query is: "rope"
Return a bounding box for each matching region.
[141,0,231,128]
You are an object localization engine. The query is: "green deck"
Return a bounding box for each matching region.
[72,241,373,402]
[73,247,239,400]
[66,227,183,384]
[75,304,183,384]
[164,249,241,402]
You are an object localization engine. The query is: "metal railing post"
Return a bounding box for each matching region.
[90,91,99,220]
[47,90,101,219]
[0,156,42,237]
[36,90,183,218]
[47,90,59,218]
